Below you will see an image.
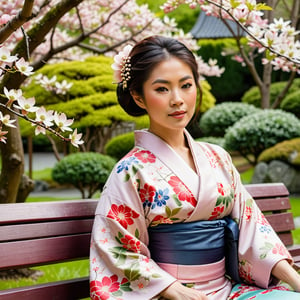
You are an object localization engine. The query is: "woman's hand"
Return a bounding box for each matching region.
[159,281,209,300]
[272,259,300,292]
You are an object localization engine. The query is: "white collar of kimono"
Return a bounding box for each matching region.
[134,129,200,198]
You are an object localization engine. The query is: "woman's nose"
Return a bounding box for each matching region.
[170,90,184,106]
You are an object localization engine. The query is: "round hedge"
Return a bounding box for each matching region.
[224,109,300,164]
[52,152,116,198]
[242,78,300,108]
[199,102,260,137]
[280,90,300,118]
[104,131,135,160]
[258,138,300,167]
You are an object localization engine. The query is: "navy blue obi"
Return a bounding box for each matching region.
[148,219,228,265]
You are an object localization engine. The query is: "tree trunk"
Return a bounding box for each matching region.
[0,0,84,204]
[0,111,25,203]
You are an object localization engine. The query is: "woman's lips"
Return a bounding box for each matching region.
[169,111,186,118]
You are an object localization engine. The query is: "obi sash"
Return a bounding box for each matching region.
[148,217,241,282]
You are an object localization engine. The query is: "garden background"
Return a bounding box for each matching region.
[0,0,299,294]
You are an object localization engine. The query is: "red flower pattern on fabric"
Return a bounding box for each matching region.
[120,234,141,253]
[107,204,139,229]
[134,150,156,163]
[139,183,156,204]
[244,205,252,221]
[272,242,289,256]
[90,275,120,300]
[168,176,197,207]
[208,205,225,220]
[217,183,225,195]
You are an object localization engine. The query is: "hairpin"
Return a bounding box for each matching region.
[111,45,133,89]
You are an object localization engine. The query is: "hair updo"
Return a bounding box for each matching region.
[116,35,200,116]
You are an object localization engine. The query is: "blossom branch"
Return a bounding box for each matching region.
[0,102,68,142]
[204,0,300,65]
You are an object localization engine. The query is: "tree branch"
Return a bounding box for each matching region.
[0,0,34,44]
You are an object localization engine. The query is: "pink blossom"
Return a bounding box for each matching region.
[53,112,73,132]
[69,129,84,148]
[0,112,16,128]
[14,96,39,114]
[15,57,34,76]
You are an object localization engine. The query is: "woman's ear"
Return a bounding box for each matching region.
[130,90,146,109]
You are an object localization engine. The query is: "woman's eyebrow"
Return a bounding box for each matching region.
[151,75,193,85]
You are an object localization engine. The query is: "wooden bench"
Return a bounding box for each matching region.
[0,183,299,299]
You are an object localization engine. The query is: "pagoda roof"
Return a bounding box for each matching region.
[190,12,246,39]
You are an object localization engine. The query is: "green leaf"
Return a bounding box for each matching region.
[170,207,181,216]
[255,3,272,10]
[135,228,139,239]
[165,206,172,217]
[124,265,141,281]
[173,194,182,207]
[124,173,130,182]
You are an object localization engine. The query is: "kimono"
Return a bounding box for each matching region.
[90,129,297,300]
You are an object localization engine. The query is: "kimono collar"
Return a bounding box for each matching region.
[134,129,200,197]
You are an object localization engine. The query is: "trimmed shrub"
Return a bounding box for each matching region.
[280,90,300,118]
[52,152,116,198]
[224,109,300,164]
[258,138,300,167]
[242,78,300,108]
[105,132,135,160]
[199,102,260,137]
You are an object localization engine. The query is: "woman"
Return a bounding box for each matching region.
[90,35,300,299]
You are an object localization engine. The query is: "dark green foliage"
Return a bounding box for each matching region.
[258,138,300,167]
[224,110,300,164]
[199,102,260,137]
[105,132,135,160]
[197,38,256,101]
[242,78,300,108]
[52,152,116,198]
[280,90,300,118]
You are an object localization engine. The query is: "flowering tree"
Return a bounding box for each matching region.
[162,0,300,109]
[0,0,225,204]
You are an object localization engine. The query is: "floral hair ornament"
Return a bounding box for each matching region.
[111,44,133,89]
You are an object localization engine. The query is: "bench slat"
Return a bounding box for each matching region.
[0,219,94,242]
[0,199,98,224]
[0,277,89,300]
[244,183,289,198]
[264,212,295,233]
[0,234,91,269]
[254,197,291,212]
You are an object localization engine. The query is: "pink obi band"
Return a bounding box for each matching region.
[157,257,226,283]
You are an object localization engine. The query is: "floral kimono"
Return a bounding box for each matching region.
[90,129,297,299]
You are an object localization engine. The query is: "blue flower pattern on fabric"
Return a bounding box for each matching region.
[117,157,139,173]
[153,188,170,209]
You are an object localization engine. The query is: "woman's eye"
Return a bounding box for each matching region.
[182,82,192,89]
[155,87,168,92]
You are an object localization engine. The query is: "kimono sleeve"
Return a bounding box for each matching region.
[229,156,293,288]
[89,171,176,300]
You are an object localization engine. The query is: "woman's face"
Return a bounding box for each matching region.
[133,57,197,137]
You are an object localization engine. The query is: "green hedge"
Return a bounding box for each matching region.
[258,138,300,167]
[105,132,135,160]
[224,109,300,164]
[199,102,260,137]
[52,152,116,198]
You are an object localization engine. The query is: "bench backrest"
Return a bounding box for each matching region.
[0,183,296,299]
[244,183,294,246]
[0,199,98,300]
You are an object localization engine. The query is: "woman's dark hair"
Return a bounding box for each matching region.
[117,35,201,116]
